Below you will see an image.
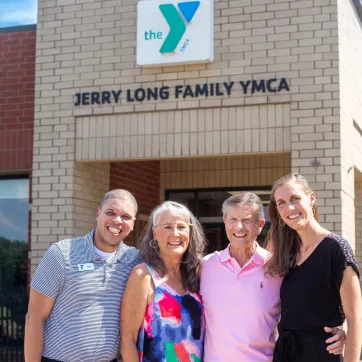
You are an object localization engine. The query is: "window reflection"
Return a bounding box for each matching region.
[167,192,195,213]
[0,178,29,359]
[0,178,29,290]
[198,191,229,218]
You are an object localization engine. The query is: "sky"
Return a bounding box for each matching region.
[0,0,37,28]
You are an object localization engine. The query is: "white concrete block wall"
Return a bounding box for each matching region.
[338,0,362,245]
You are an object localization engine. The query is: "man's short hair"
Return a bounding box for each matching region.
[100,189,138,215]
[222,192,264,221]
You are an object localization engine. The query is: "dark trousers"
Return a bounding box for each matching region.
[42,357,118,362]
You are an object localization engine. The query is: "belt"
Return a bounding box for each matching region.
[273,329,330,362]
[273,330,301,362]
[42,357,118,362]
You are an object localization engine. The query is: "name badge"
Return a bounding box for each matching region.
[78,263,95,271]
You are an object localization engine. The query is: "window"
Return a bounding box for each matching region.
[0,177,29,291]
[0,177,29,362]
[352,0,362,23]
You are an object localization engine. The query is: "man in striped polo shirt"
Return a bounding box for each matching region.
[25,189,142,362]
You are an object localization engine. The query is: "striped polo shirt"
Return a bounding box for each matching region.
[30,230,142,362]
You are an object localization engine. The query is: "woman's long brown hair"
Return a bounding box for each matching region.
[266,173,318,277]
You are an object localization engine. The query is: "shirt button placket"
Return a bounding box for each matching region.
[102,263,107,286]
[235,272,241,287]
[103,263,113,285]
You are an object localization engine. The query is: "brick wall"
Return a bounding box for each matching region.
[355,180,362,268]
[338,0,362,246]
[110,161,160,245]
[76,105,292,161]
[160,153,290,199]
[0,27,36,171]
[110,161,160,215]
[32,0,359,261]
[30,161,111,271]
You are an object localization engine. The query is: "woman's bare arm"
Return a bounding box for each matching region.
[120,264,154,362]
[340,266,362,362]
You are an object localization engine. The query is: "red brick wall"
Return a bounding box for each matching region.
[110,161,160,245]
[0,28,36,171]
[0,27,36,287]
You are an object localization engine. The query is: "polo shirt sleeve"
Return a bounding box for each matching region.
[30,244,66,299]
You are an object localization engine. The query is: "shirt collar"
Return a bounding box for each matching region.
[85,229,129,263]
[219,242,269,266]
[219,244,233,263]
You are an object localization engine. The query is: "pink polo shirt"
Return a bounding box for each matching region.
[200,243,282,362]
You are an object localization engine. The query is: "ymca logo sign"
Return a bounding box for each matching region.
[158,1,200,53]
[137,0,213,66]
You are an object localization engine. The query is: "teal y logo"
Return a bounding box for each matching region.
[159,1,200,53]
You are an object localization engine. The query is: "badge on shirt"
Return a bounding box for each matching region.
[78,263,95,271]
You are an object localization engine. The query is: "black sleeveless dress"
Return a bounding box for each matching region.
[273,233,360,362]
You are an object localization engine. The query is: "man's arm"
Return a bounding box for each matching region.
[24,288,56,362]
[24,243,66,362]
[324,326,346,354]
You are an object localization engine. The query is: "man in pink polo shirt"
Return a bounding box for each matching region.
[200,192,345,361]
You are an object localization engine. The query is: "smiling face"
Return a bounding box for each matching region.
[152,211,190,260]
[274,182,316,231]
[94,199,136,252]
[224,204,265,249]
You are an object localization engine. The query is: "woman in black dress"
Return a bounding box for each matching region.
[267,173,361,362]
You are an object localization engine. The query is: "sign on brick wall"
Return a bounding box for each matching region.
[136,0,213,66]
[74,78,290,105]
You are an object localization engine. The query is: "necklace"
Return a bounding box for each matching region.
[300,225,327,252]
[300,241,321,252]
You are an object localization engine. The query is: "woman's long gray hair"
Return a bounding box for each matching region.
[139,201,206,293]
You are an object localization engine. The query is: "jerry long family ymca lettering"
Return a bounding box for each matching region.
[74,78,290,106]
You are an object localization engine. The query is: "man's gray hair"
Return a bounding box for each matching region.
[222,192,264,221]
[100,189,138,215]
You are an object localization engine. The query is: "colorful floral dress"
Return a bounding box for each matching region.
[137,264,204,362]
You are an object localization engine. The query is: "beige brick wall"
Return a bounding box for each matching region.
[355,179,362,273]
[30,161,110,273]
[160,153,291,200]
[286,0,340,230]
[75,105,291,160]
[73,162,110,236]
[33,0,357,267]
[338,0,362,246]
